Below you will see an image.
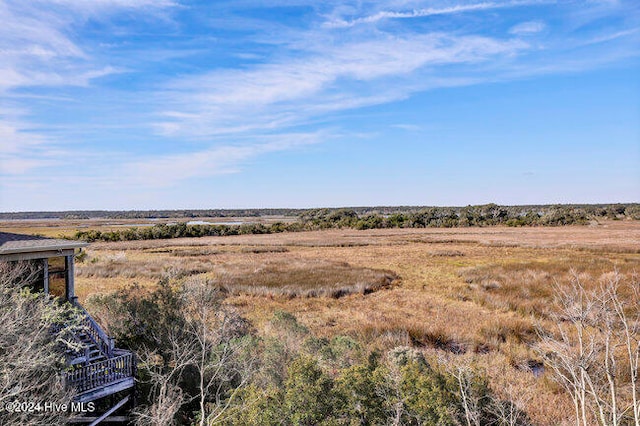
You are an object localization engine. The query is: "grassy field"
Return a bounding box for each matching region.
[4,219,639,424]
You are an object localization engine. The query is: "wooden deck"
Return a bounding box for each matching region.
[61,303,136,422]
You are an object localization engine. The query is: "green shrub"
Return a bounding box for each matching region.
[226,385,285,426]
[285,356,339,425]
[271,310,309,336]
[399,360,459,425]
[334,357,389,425]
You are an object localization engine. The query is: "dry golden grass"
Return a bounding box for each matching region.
[211,258,397,298]
[3,219,640,425]
[76,249,215,279]
[76,248,396,298]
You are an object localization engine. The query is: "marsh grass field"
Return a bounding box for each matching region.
[3,218,640,424]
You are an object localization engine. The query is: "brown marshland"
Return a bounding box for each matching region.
[3,219,639,424]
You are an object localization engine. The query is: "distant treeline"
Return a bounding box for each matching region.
[72,203,640,242]
[2,203,639,220]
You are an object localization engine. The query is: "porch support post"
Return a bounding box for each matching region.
[65,254,76,303]
[42,258,49,295]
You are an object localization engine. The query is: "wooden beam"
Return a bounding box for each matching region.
[43,258,49,295]
[88,395,130,426]
[75,378,135,403]
[0,249,75,262]
[65,254,75,302]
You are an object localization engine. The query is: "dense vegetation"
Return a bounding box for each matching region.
[70,203,640,242]
[88,277,530,425]
[1,203,638,221]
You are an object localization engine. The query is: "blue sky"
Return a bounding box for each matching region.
[0,0,638,211]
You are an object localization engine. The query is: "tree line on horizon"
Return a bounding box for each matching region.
[71,203,640,243]
[1,203,638,221]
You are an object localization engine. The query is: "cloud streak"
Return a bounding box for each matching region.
[509,20,546,35]
[0,0,178,93]
[0,108,65,175]
[156,33,527,139]
[124,132,325,187]
[323,0,553,28]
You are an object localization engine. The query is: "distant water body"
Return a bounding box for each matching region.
[112,220,248,227]
[186,220,245,225]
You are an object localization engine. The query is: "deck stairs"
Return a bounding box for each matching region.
[59,303,136,424]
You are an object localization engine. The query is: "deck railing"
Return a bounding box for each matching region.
[77,304,114,358]
[50,301,114,359]
[64,352,134,393]
[51,320,90,363]
[67,332,91,364]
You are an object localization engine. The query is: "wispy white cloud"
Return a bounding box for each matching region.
[0,5,77,85]
[0,0,179,93]
[0,120,44,156]
[0,0,175,180]
[392,124,422,132]
[156,33,527,138]
[44,0,176,8]
[0,4,158,210]
[0,109,65,175]
[509,20,546,35]
[581,28,640,45]
[124,132,325,187]
[323,0,552,28]
[145,0,639,191]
